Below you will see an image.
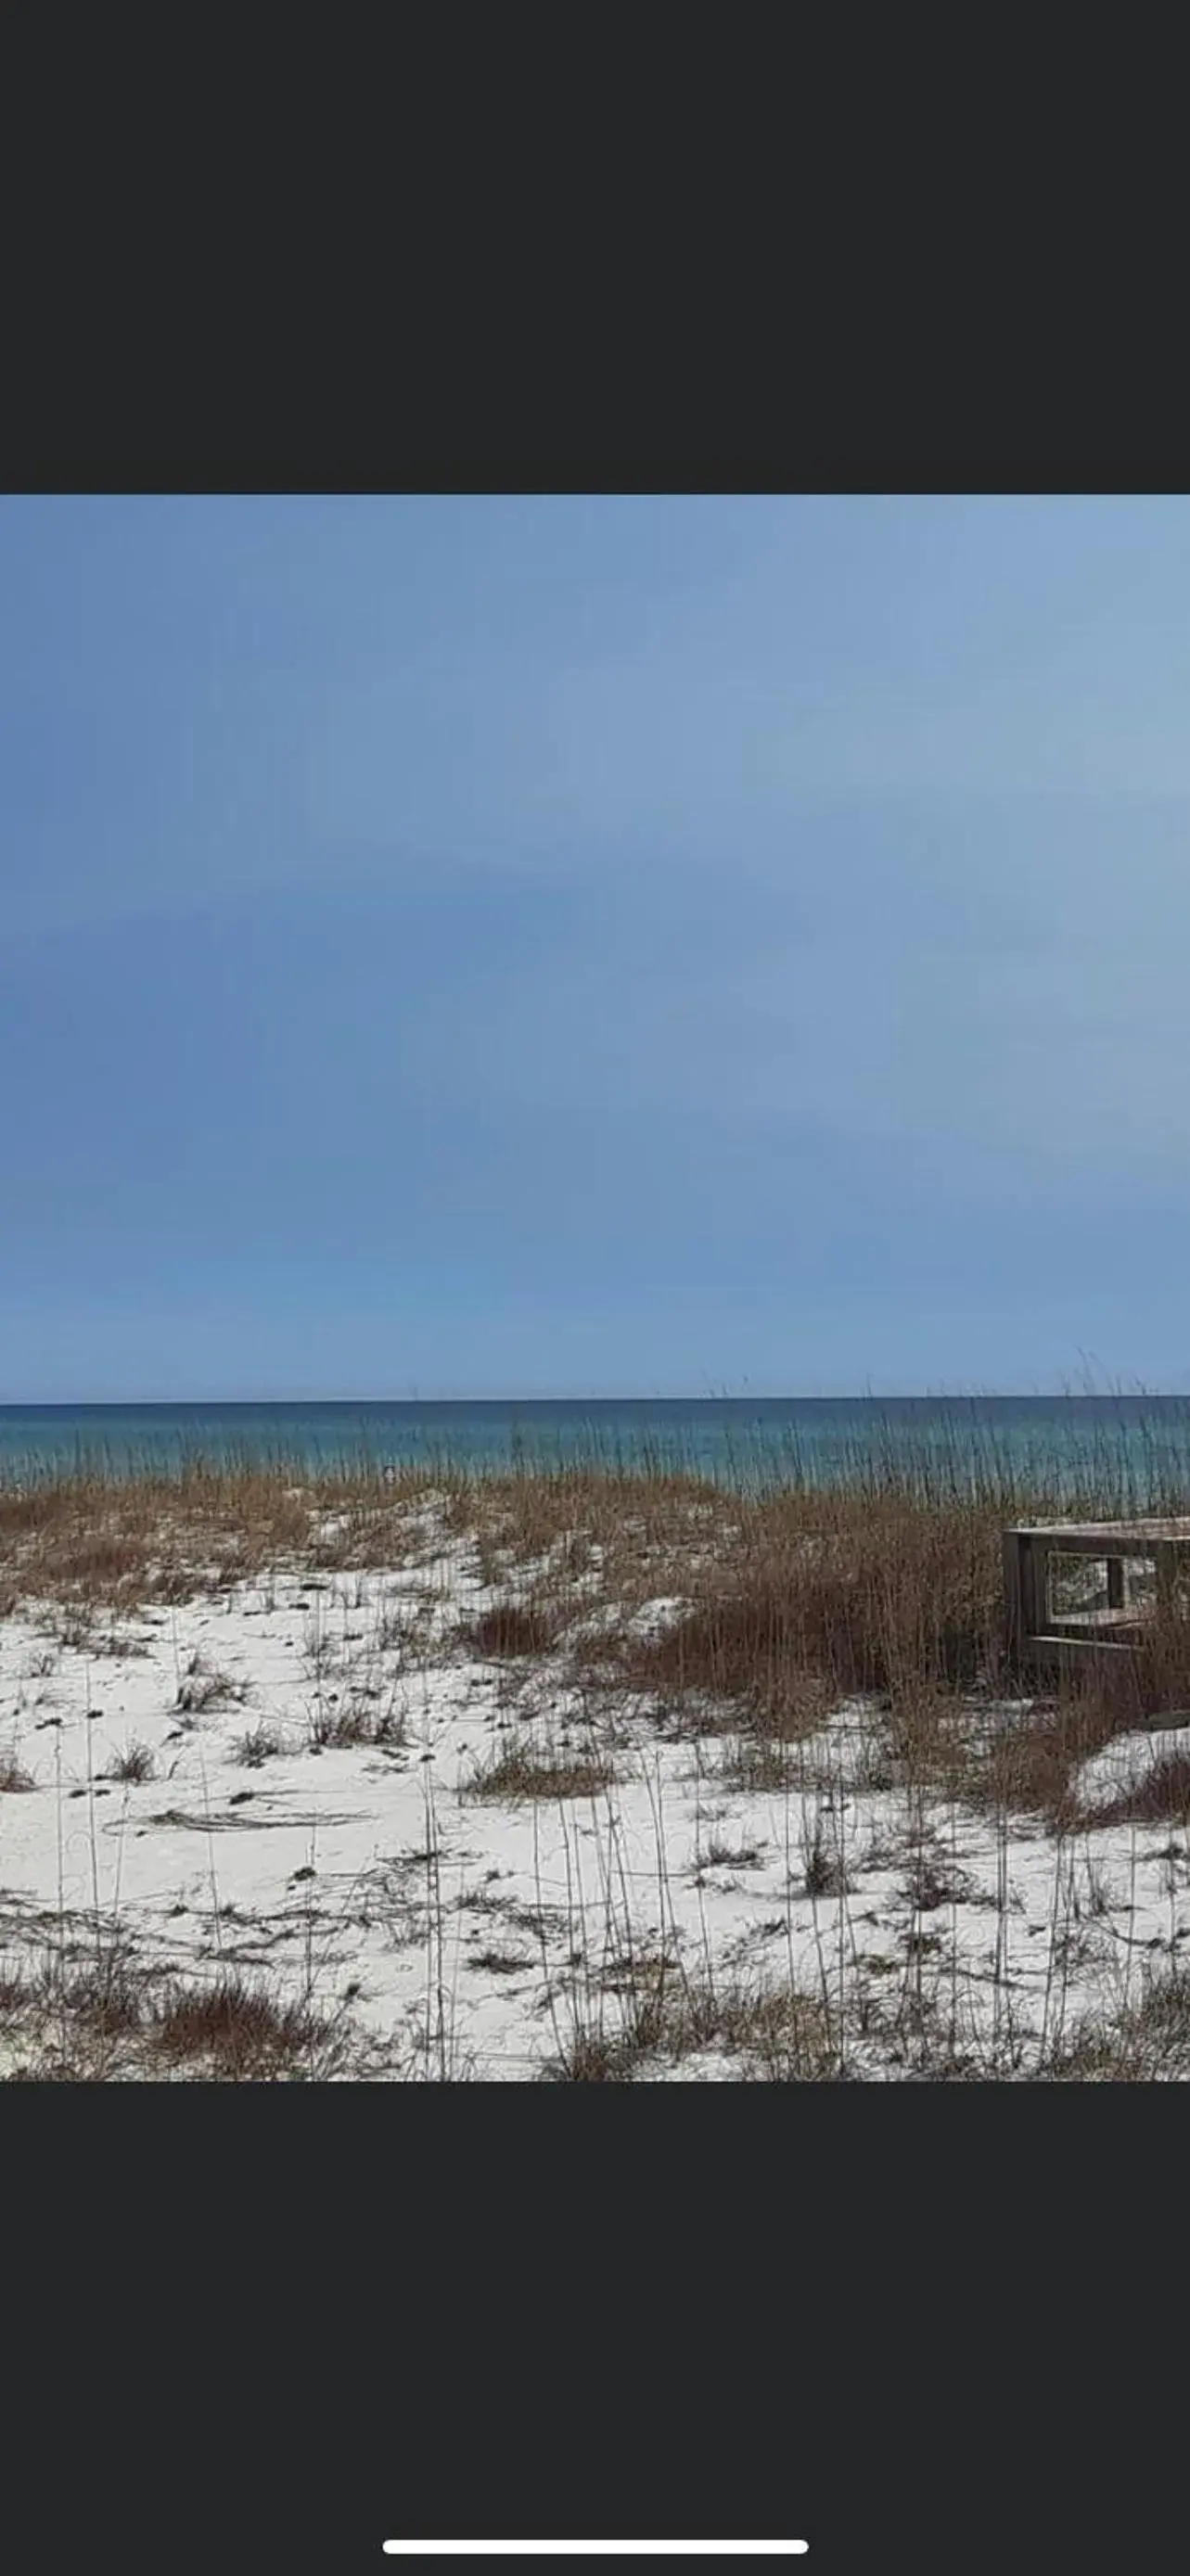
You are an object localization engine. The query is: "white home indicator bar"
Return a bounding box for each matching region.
[382,2547,809,2559]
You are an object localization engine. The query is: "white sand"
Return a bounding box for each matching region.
[3,1512,1189,2077]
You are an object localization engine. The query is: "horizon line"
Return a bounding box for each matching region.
[0,1389,1181,1410]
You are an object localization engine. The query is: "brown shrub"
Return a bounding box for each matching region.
[106,1741,156,1784]
[1043,1959,1190,2080]
[608,1494,1000,1737]
[309,1693,405,1751]
[150,1974,328,2078]
[1087,1752,1190,1830]
[463,1601,560,1659]
[544,1974,836,2082]
[462,1733,613,1803]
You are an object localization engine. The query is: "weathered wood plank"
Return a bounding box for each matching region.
[1003,1517,1190,1670]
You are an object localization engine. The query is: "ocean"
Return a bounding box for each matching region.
[5,1395,1190,1499]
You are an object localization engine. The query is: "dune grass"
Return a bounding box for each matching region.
[6,1420,1190,1822]
[7,1409,1190,2076]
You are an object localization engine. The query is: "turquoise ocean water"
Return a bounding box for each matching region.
[5,1396,1190,1499]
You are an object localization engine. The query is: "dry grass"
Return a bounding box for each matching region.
[461,1600,562,1659]
[234,1720,288,1767]
[151,1973,330,2079]
[710,1737,804,1794]
[175,1653,248,1715]
[0,1458,430,1618]
[0,1968,27,2017]
[106,1740,156,1784]
[1043,1959,1190,2080]
[981,1624,1190,1826]
[61,1956,147,2039]
[462,1731,614,1803]
[699,1834,766,1872]
[0,1945,342,2081]
[902,1850,970,1914]
[0,1943,149,2074]
[1084,1753,1190,1830]
[87,1627,150,1659]
[800,1817,852,1898]
[309,1691,405,1751]
[10,1433,1190,1850]
[590,1488,1001,1704]
[0,1752,35,1793]
[546,1971,837,2081]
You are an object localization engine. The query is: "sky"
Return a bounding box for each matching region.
[4,491,1190,1401]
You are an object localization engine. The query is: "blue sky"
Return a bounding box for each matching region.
[4,491,1190,1399]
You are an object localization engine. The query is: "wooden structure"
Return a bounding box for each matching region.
[1004,1518,1190,1673]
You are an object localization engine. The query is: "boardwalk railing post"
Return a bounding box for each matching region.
[1003,1517,1190,1676]
[1002,1528,1023,1669]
